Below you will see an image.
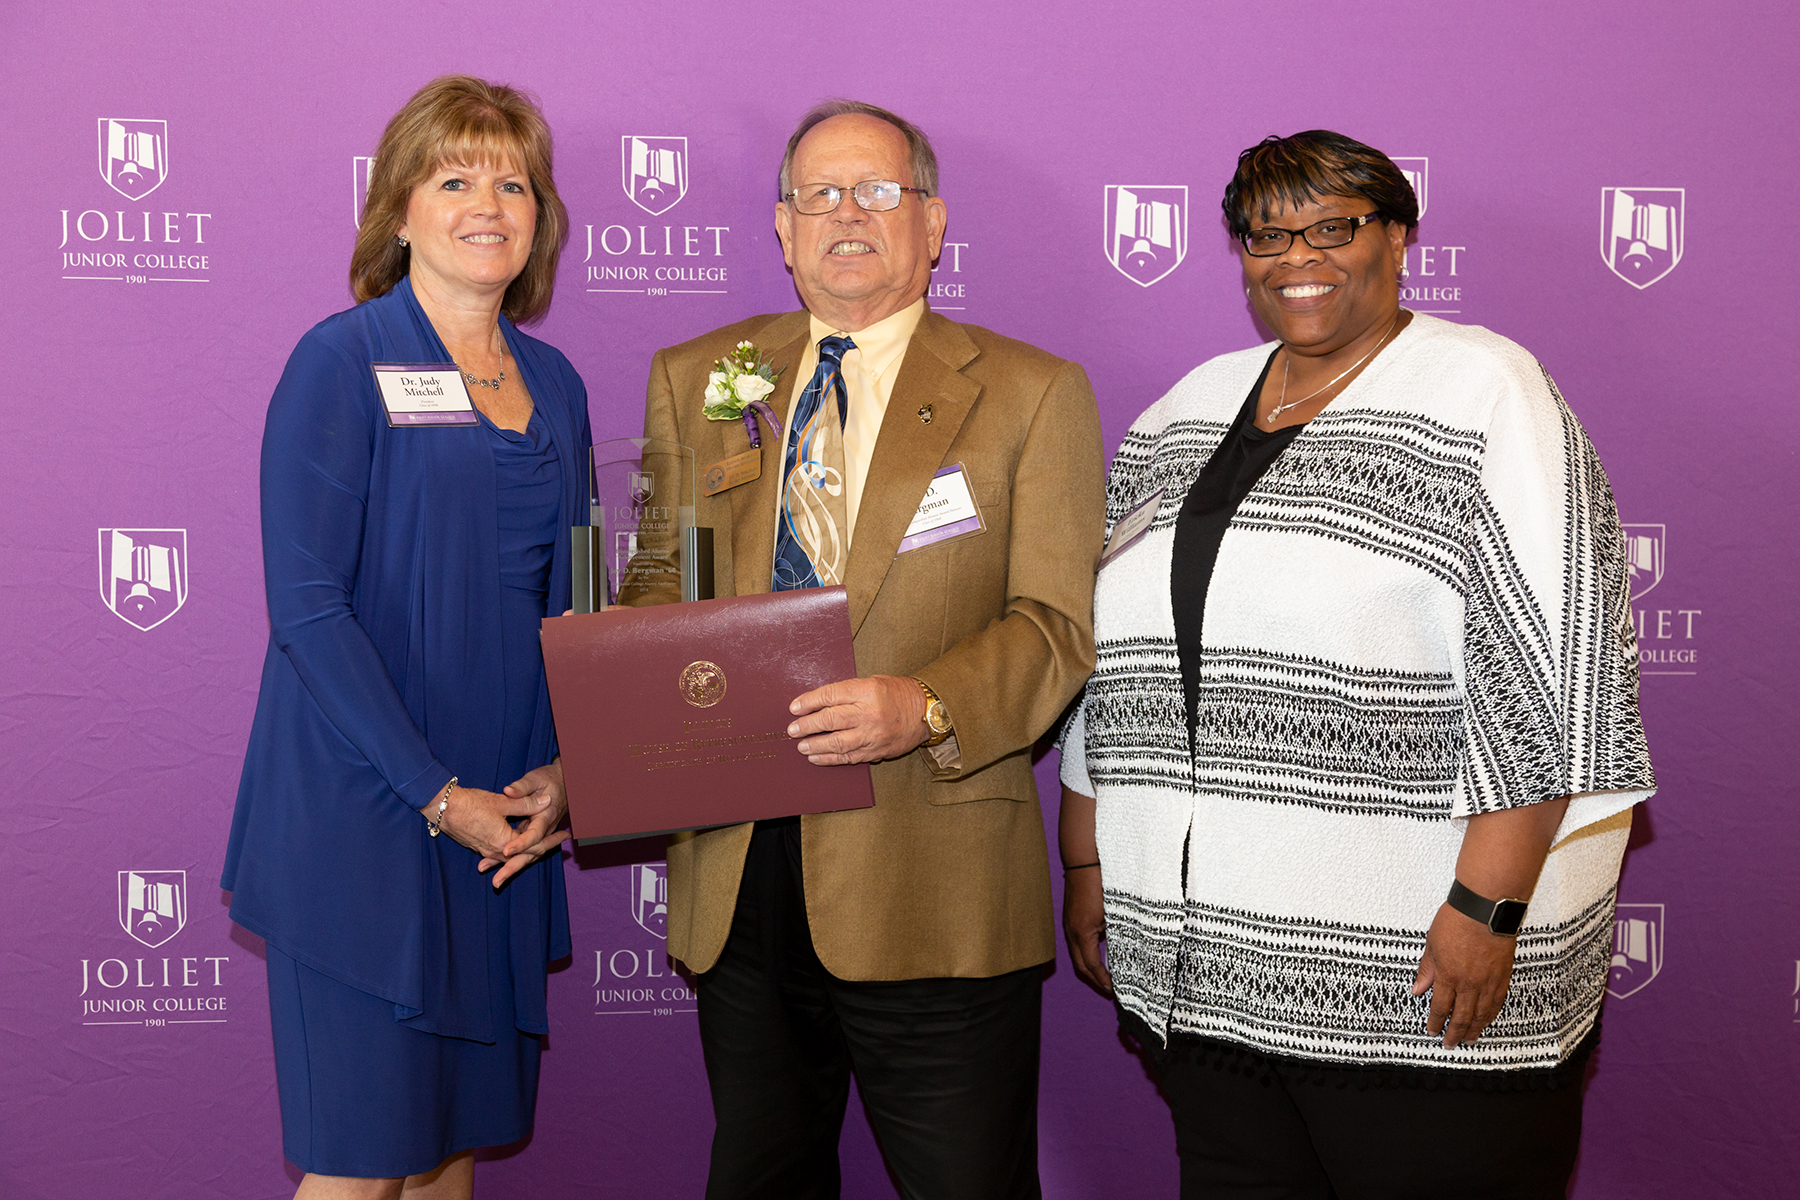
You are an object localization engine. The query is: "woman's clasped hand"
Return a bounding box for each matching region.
[426,762,571,886]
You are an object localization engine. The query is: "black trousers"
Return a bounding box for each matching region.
[1149,1033,1586,1200]
[696,818,1043,1200]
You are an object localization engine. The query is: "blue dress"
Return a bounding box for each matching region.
[224,278,591,1176]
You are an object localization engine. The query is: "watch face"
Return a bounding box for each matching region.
[926,700,951,734]
[1492,899,1529,936]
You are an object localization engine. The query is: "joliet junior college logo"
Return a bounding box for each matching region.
[1104,185,1186,287]
[120,870,186,949]
[1391,157,1427,220]
[623,136,688,216]
[1608,902,1664,999]
[632,863,668,939]
[99,118,167,201]
[1624,524,1665,600]
[98,528,188,631]
[1602,188,1683,288]
[628,469,655,505]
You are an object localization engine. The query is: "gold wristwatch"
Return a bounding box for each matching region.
[913,678,954,747]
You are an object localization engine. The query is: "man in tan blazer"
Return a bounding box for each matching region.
[640,100,1102,1199]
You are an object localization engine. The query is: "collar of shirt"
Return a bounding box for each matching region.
[805,297,926,394]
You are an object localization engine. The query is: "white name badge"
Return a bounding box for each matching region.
[897,464,986,554]
[1100,487,1165,567]
[372,363,479,427]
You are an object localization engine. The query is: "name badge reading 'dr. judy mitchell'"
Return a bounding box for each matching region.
[897,464,985,554]
[1100,488,1165,567]
[372,363,479,427]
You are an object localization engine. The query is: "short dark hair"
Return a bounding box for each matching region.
[778,100,939,199]
[1221,130,1418,240]
[350,75,568,325]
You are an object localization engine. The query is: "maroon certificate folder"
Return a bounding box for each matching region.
[541,587,876,843]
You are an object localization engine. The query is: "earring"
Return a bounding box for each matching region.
[1398,265,1409,283]
[397,234,410,248]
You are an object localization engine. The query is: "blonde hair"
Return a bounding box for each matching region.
[350,75,567,325]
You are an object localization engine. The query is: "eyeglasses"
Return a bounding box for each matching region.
[1240,212,1381,257]
[784,179,930,215]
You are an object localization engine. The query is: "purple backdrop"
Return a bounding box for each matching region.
[4,1,1795,1195]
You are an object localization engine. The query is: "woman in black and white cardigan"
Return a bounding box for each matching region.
[1058,131,1654,1200]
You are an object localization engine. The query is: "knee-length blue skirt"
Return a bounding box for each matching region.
[265,880,542,1179]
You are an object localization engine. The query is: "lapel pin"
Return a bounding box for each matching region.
[918,404,933,424]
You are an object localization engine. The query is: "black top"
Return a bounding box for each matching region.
[1171,349,1300,728]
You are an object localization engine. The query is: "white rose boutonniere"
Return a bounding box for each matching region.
[703,341,786,448]
[731,373,775,406]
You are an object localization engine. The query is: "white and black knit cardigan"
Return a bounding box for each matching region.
[1061,314,1655,1072]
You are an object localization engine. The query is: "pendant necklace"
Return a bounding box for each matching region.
[1265,309,1402,427]
[458,330,507,391]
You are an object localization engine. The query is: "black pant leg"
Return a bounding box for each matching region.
[833,966,1045,1200]
[1292,1074,1585,1200]
[1153,1044,1335,1200]
[697,820,851,1200]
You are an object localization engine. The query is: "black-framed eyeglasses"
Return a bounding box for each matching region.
[783,179,930,215]
[1240,212,1381,256]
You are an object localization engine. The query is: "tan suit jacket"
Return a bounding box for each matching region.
[643,307,1103,980]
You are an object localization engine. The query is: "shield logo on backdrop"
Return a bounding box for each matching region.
[623,136,688,216]
[631,863,668,939]
[1391,157,1428,220]
[98,118,168,202]
[119,870,187,949]
[1104,185,1187,287]
[1607,902,1664,999]
[352,156,375,227]
[1602,188,1684,288]
[1623,523,1665,600]
[98,528,188,631]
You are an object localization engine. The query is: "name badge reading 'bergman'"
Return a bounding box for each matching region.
[1100,487,1165,567]
[897,464,985,554]
[702,449,762,496]
[371,363,479,427]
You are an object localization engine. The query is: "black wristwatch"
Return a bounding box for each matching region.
[1446,879,1529,937]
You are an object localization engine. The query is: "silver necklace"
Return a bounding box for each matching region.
[1265,309,1402,427]
[457,333,506,391]
[459,361,506,391]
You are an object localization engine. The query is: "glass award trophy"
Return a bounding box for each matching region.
[572,438,713,611]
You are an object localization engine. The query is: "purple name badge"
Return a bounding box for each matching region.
[371,363,479,427]
[1100,487,1165,567]
[896,464,986,554]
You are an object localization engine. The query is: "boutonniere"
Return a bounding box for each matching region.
[703,341,785,448]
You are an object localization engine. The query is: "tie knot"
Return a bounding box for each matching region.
[818,334,856,366]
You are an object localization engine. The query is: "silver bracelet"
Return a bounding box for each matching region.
[426,777,456,837]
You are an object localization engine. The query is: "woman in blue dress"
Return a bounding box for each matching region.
[223,75,592,1199]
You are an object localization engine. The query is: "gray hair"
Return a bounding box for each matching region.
[778,100,940,200]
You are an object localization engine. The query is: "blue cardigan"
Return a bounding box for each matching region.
[223,277,588,1038]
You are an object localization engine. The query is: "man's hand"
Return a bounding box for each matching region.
[788,674,930,765]
[1412,902,1519,1048]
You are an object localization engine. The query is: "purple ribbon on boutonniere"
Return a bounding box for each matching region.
[741,400,781,449]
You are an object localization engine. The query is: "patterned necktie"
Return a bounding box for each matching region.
[774,334,856,591]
